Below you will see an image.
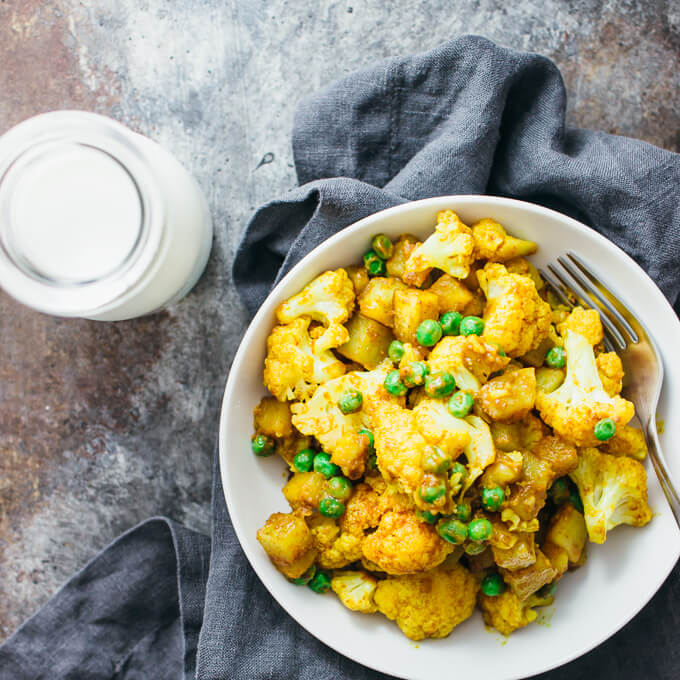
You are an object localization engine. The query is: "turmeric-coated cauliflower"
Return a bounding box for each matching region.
[478,262,551,357]
[374,563,478,640]
[479,589,538,636]
[264,318,346,401]
[471,218,538,262]
[569,447,652,543]
[403,210,475,284]
[362,511,454,574]
[331,570,378,613]
[535,327,634,446]
[275,268,355,350]
[427,335,510,393]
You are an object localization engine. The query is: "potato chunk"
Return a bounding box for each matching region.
[393,289,440,345]
[283,471,326,511]
[544,503,587,564]
[500,548,557,601]
[386,234,420,282]
[346,265,369,295]
[532,435,578,477]
[256,512,317,579]
[357,277,407,327]
[253,397,293,439]
[336,313,394,370]
[478,368,536,423]
[426,274,474,313]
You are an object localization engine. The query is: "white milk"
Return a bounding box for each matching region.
[0,111,213,320]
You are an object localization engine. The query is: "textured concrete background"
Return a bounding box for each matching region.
[0,0,678,641]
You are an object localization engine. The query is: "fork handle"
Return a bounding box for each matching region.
[646,420,680,527]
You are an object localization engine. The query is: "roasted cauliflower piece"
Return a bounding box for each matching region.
[374,563,478,640]
[275,268,355,350]
[479,589,538,636]
[257,512,317,579]
[307,514,364,569]
[478,368,536,423]
[471,218,537,263]
[427,335,509,393]
[264,318,346,401]
[601,425,648,461]
[403,210,475,284]
[535,326,634,446]
[596,352,624,396]
[362,511,454,574]
[569,447,652,543]
[331,570,378,613]
[478,262,552,357]
[557,306,603,346]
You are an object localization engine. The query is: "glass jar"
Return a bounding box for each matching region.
[0,111,213,320]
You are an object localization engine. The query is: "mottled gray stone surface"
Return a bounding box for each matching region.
[0,0,678,641]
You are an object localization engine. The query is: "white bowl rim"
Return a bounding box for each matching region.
[219,194,680,680]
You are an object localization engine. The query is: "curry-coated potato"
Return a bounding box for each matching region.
[544,503,587,564]
[253,396,294,439]
[386,234,420,282]
[282,471,327,511]
[491,531,536,571]
[535,366,565,393]
[392,288,440,345]
[256,512,317,579]
[541,542,569,578]
[532,435,578,477]
[346,265,370,295]
[357,277,407,327]
[478,367,536,423]
[500,548,557,601]
[426,274,474,313]
[336,313,394,369]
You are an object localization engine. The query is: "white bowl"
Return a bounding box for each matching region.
[220,196,680,680]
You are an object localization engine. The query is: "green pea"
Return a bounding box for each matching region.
[252,434,275,457]
[388,340,405,363]
[455,503,472,522]
[308,570,332,593]
[417,509,439,524]
[422,446,452,474]
[416,319,443,347]
[384,369,408,396]
[400,361,430,388]
[481,486,505,512]
[450,462,467,482]
[481,572,505,597]
[437,518,469,545]
[549,477,571,505]
[570,488,584,513]
[291,564,317,586]
[419,479,447,503]
[460,316,485,336]
[327,476,353,501]
[338,388,363,414]
[363,250,386,276]
[468,518,493,542]
[371,234,394,260]
[358,428,374,453]
[464,541,487,556]
[545,346,566,368]
[319,496,345,518]
[440,311,463,336]
[293,448,315,472]
[594,418,616,441]
[424,371,456,398]
[448,391,474,418]
[313,452,340,478]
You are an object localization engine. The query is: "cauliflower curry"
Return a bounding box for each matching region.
[251,211,652,641]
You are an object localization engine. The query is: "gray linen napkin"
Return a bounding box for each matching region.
[1,35,679,680]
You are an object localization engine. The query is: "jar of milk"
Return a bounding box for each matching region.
[0,111,213,320]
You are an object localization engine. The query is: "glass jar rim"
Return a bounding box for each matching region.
[0,111,165,316]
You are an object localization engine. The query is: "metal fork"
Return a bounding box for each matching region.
[539,252,680,527]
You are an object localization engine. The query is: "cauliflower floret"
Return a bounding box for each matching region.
[427,335,510,393]
[479,590,538,636]
[601,425,648,461]
[569,447,652,543]
[557,306,603,346]
[256,512,317,579]
[414,398,495,493]
[471,218,538,262]
[403,210,475,284]
[307,515,364,569]
[362,511,454,574]
[276,269,355,350]
[331,570,378,613]
[264,318,346,401]
[374,563,478,640]
[535,328,634,446]
[291,365,398,478]
[478,263,551,357]
[596,352,624,396]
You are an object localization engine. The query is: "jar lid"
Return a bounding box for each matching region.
[0,111,164,316]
